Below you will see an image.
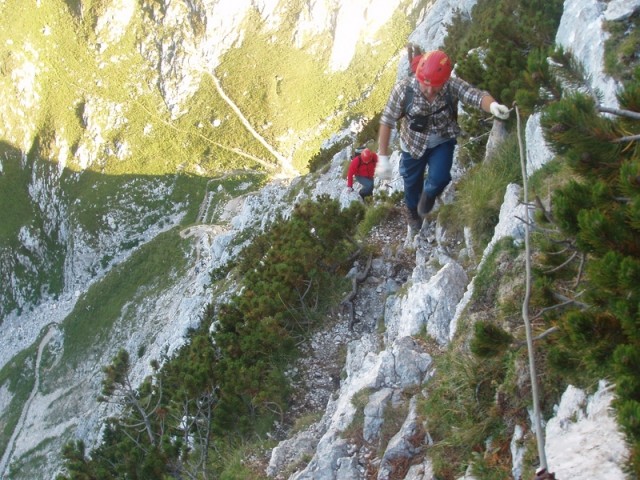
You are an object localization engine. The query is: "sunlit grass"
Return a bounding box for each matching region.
[440,133,522,252]
[215,4,413,172]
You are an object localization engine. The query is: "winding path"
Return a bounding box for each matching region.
[0,324,58,477]
[209,73,299,178]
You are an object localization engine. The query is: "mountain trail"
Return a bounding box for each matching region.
[209,73,299,178]
[257,204,436,476]
[0,324,59,477]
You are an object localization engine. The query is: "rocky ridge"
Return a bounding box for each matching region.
[263,157,628,479]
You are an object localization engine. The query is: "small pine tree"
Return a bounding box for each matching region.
[470,321,514,358]
[540,71,640,475]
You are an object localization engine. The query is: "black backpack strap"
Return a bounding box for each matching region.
[445,84,457,121]
[402,82,415,119]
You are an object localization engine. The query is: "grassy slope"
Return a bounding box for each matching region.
[217,4,413,172]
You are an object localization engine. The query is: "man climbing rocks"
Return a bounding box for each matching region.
[346,147,378,201]
[375,49,510,231]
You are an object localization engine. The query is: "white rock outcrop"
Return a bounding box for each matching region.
[545,381,628,480]
[555,0,623,109]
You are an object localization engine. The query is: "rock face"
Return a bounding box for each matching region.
[136,0,414,117]
[545,381,628,480]
[0,0,637,479]
[555,0,623,110]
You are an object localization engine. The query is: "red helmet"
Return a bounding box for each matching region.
[361,148,373,163]
[416,50,452,87]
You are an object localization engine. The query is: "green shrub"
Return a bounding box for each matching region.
[603,13,640,82]
[443,0,564,109]
[356,199,392,239]
[420,349,509,479]
[540,73,640,476]
[471,322,514,358]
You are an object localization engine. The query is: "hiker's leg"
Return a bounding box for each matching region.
[356,176,374,197]
[423,139,456,198]
[399,151,427,210]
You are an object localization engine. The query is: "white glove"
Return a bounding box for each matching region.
[375,155,392,181]
[490,101,510,120]
[347,187,353,192]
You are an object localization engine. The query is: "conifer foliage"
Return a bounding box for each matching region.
[57,196,365,478]
[443,0,564,109]
[213,196,363,432]
[440,0,564,163]
[540,73,640,475]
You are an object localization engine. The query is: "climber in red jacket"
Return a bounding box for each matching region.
[346,148,378,201]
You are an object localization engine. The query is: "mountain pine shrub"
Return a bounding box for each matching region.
[540,72,640,475]
[59,196,365,478]
[443,0,564,111]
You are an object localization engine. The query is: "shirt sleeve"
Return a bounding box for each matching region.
[449,76,489,110]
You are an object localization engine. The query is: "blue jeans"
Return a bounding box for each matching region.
[399,139,456,209]
[355,176,374,197]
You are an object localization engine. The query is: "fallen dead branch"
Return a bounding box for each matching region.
[341,253,373,330]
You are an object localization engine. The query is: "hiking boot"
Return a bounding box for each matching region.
[417,191,436,217]
[405,206,422,231]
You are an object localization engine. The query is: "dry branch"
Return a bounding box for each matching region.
[542,250,578,274]
[598,106,640,120]
[613,134,640,143]
[341,253,373,330]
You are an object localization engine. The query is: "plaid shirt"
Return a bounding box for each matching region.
[380,76,489,158]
